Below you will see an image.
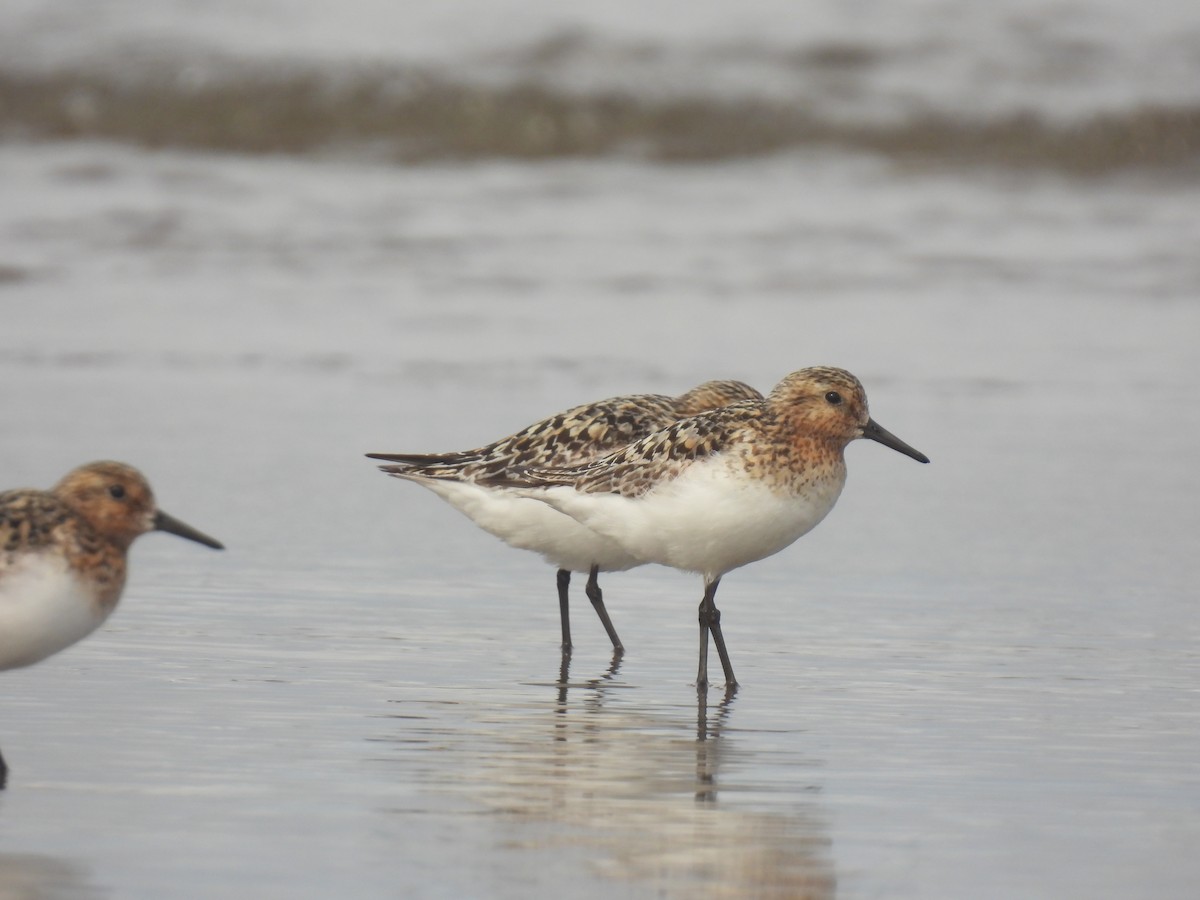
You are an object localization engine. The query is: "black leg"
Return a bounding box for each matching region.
[709,606,737,689]
[0,746,7,790]
[696,578,717,690]
[697,577,736,690]
[584,565,624,652]
[557,568,572,653]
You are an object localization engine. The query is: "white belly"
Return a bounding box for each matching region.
[0,553,108,671]
[538,458,846,580]
[415,477,644,573]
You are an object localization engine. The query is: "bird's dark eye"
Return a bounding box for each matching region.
[108,484,126,500]
[825,391,843,405]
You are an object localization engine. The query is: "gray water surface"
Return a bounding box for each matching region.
[1,8,1198,893]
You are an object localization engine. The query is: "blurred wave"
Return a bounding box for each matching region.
[2,46,1198,174]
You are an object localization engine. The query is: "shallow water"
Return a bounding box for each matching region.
[1,139,1197,897]
[2,2,1200,897]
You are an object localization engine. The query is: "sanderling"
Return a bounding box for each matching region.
[366,380,762,653]
[484,367,929,690]
[0,461,223,787]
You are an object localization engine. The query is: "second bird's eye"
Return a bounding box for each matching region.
[108,484,126,499]
[825,391,843,405]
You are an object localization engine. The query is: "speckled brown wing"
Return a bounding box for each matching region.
[0,490,73,566]
[474,393,681,473]
[370,393,682,480]
[494,401,766,498]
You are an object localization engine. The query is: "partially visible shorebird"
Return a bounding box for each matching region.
[483,367,929,690]
[367,380,762,653]
[0,461,223,787]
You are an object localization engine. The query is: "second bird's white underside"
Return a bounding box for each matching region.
[530,455,847,581]
[0,552,109,671]
[410,476,645,573]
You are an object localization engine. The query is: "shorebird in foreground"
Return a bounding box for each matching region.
[0,461,223,787]
[484,367,929,690]
[367,380,762,653]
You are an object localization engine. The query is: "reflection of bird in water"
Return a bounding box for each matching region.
[694,687,737,804]
[488,367,928,691]
[0,461,223,788]
[555,647,625,714]
[466,670,835,898]
[367,379,761,654]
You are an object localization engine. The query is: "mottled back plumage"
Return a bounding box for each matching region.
[369,379,761,481]
[494,403,762,498]
[1,491,76,562]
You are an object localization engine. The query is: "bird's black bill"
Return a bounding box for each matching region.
[154,510,225,549]
[862,418,930,464]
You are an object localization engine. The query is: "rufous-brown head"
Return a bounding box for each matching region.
[53,461,224,551]
[767,367,929,463]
